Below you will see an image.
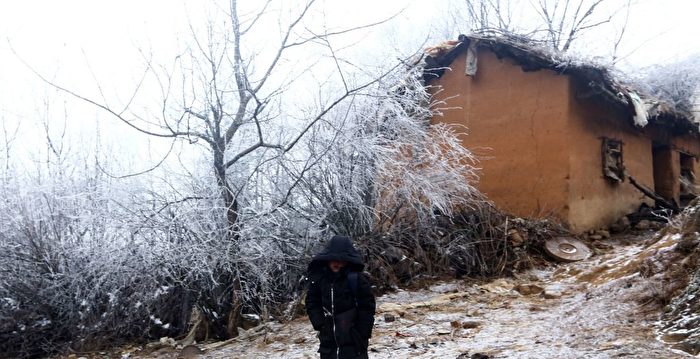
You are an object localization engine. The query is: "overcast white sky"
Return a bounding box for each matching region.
[0,0,698,174]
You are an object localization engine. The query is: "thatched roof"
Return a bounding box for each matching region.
[423,34,698,135]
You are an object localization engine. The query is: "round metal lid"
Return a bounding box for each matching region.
[544,236,591,262]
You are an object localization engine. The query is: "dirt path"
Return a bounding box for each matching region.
[128,232,693,359]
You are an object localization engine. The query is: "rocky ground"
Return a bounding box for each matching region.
[71,231,696,359]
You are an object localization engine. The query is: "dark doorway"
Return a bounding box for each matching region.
[680,152,697,206]
[652,143,675,202]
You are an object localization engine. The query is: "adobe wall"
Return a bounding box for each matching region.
[566,88,655,232]
[567,86,700,231]
[672,132,700,156]
[673,133,700,194]
[429,49,571,222]
[429,47,700,232]
[646,124,700,205]
[646,124,700,154]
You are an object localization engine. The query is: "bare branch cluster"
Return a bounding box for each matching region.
[462,0,632,54]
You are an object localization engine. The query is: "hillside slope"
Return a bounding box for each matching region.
[113,232,695,359]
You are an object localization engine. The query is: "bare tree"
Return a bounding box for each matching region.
[610,0,632,64]
[27,0,395,240]
[534,0,620,52]
[1,115,20,182]
[15,0,416,341]
[462,0,633,53]
[465,0,516,34]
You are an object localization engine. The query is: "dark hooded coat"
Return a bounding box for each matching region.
[306,236,376,359]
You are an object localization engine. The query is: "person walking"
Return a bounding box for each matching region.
[306,235,376,359]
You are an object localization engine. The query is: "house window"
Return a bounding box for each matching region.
[602,138,624,182]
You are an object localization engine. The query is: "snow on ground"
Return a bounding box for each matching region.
[101,232,696,358]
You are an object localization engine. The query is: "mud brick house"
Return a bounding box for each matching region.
[424,34,700,232]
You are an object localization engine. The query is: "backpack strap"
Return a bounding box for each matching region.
[347,271,359,307]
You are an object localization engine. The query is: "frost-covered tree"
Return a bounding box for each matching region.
[642,54,700,115]
[26,0,404,338]
[32,0,396,240]
[3,1,489,356]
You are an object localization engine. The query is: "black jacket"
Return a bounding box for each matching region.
[306,236,376,359]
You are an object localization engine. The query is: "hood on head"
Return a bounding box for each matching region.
[308,235,364,273]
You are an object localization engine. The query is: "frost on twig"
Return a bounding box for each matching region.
[638,54,700,120]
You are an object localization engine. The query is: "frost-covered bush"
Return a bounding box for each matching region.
[0,172,186,356]
[641,54,700,115]
[0,159,251,356]
[289,65,538,285]
[296,65,480,238]
[0,63,490,357]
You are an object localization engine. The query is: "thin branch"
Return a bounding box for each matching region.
[282,70,394,154]
[240,0,273,35]
[250,0,316,94]
[13,45,217,146]
[95,138,177,179]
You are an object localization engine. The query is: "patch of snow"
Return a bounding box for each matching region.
[629,92,649,127]
[1,297,18,309]
[153,286,170,298]
[424,312,466,323]
[674,313,700,327]
[428,282,461,293]
[242,313,260,321]
[36,318,51,327]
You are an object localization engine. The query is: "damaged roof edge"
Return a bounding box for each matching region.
[423,34,472,84]
[422,33,699,135]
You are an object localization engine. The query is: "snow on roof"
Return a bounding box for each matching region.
[423,33,698,134]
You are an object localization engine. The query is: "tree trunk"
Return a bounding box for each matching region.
[212,145,244,337]
[213,147,239,239]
